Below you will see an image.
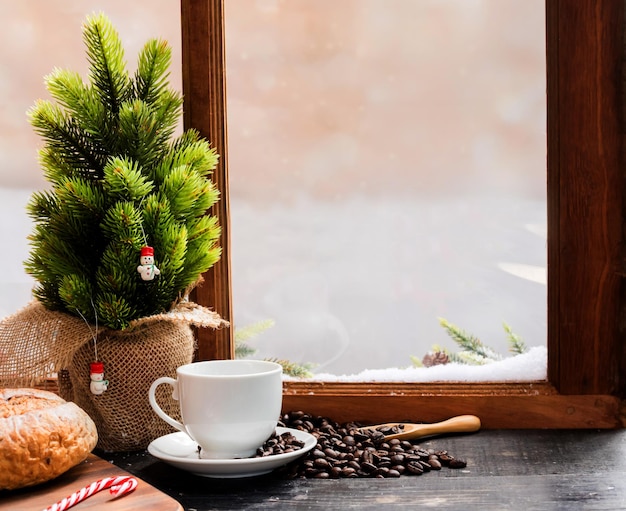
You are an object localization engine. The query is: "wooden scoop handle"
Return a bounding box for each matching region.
[392,414,481,441]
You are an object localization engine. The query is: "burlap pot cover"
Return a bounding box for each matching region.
[0,300,228,452]
[58,320,195,451]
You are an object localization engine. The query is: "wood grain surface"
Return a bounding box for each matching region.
[105,428,626,511]
[0,454,182,511]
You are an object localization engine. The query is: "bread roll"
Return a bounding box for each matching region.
[0,388,98,490]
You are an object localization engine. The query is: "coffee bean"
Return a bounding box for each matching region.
[353,431,369,442]
[376,467,390,477]
[361,461,378,474]
[406,461,424,475]
[370,431,386,443]
[313,458,330,469]
[342,467,356,477]
[449,458,467,469]
[438,454,453,465]
[324,448,339,459]
[390,454,405,464]
[330,467,343,478]
[304,467,319,477]
[348,460,361,470]
[428,459,442,470]
[288,411,305,421]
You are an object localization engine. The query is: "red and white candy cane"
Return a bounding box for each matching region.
[42,475,138,511]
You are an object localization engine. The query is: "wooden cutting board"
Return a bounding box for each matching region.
[0,454,183,511]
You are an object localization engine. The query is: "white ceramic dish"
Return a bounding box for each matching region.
[147,426,316,478]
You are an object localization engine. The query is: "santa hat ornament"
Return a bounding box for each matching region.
[140,246,154,258]
[90,361,104,374]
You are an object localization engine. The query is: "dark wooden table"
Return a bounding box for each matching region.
[102,429,626,510]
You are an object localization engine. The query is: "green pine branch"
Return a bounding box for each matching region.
[83,12,130,114]
[134,39,172,105]
[29,100,106,179]
[24,13,222,329]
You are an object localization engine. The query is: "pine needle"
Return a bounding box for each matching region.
[503,322,527,354]
[448,351,490,365]
[234,341,256,359]
[409,355,423,368]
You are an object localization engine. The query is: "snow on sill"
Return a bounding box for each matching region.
[283,346,547,383]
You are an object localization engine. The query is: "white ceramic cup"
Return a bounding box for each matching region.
[148,359,283,459]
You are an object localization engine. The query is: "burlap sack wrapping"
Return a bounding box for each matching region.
[0,300,228,452]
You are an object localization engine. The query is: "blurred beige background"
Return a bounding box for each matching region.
[225,0,545,203]
[0,1,182,190]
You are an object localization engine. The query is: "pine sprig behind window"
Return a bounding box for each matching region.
[438,318,502,362]
[412,319,530,367]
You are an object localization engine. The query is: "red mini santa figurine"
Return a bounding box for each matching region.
[137,246,160,281]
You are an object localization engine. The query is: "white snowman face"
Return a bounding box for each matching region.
[92,372,104,381]
[141,255,154,265]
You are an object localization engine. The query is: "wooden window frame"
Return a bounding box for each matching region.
[181,0,625,428]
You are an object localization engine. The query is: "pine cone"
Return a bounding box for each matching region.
[422,351,450,367]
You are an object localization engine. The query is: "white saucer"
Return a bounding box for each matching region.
[147,427,316,478]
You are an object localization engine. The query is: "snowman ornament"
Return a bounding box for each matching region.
[90,361,109,395]
[137,246,160,281]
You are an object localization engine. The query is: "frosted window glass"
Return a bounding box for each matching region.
[226,0,546,376]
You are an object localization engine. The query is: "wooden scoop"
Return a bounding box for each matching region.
[359,415,481,441]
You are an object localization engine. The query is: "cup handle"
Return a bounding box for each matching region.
[148,376,185,432]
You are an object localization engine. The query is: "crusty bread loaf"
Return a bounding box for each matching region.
[0,388,98,490]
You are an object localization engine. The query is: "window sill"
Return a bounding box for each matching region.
[282,381,624,429]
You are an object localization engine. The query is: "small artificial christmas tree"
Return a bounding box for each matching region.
[24,12,221,330]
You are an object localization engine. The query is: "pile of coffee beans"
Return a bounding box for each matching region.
[254,430,306,457]
[258,411,467,479]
